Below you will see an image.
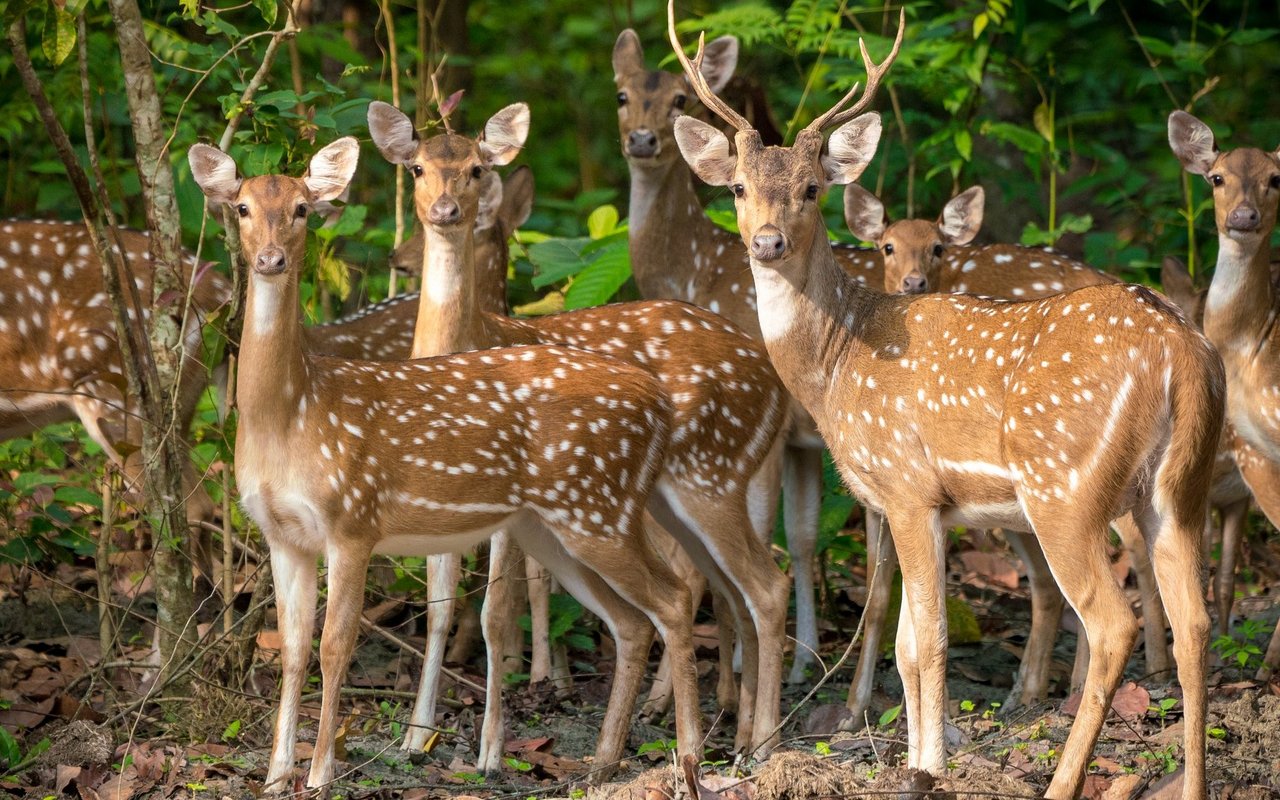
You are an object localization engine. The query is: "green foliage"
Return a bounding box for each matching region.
[1210,618,1270,670]
[518,593,596,652]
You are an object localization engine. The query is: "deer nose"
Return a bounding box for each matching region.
[428,196,461,226]
[1227,205,1261,232]
[750,226,787,262]
[901,273,928,294]
[627,129,658,158]
[254,246,287,275]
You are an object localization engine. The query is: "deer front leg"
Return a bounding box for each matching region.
[477,530,519,775]
[1113,513,1171,677]
[784,444,822,684]
[1005,530,1065,709]
[526,555,553,683]
[309,538,375,789]
[1213,499,1248,637]
[264,540,318,791]
[846,509,895,724]
[403,552,462,752]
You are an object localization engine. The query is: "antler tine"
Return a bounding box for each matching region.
[805,8,905,134]
[667,0,751,132]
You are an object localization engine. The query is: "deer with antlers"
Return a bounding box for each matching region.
[614,28,886,684]
[367,98,793,764]
[189,137,714,788]
[0,219,228,522]
[670,6,1221,797]
[1169,110,1280,678]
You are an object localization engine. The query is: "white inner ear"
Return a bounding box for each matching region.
[699,36,739,93]
[939,187,984,245]
[189,145,242,204]
[843,184,886,241]
[673,117,736,186]
[822,113,882,185]
[479,104,531,166]
[475,172,503,231]
[305,138,360,203]
[368,101,418,165]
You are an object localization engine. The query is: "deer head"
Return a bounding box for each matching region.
[843,184,984,294]
[669,1,900,278]
[613,28,737,164]
[368,101,529,239]
[1168,110,1280,241]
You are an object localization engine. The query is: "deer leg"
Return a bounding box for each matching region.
[1214,499,1248,637]
[402,552,462,752]
[846,509,895,725]
[1034,513,1139,800]
[309,538,376,788]
[642,515,713,722]
[886,507,948,774]
[784,444,822,684]
[526,555,553,683]
[1113,513,1171,677]
[1004,529,1065,709]
[1229,453,1280,680]
[477,530,519,775]
[264,540,318,791]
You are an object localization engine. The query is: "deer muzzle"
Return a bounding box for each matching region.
[428,196,462,227]
[750,226,788,262]
[1227,205,1261,233]
[901,272,929,294]
[626,129,659,159]
[254,246,287,275]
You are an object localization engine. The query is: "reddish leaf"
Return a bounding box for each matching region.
[1061,680,1149,721]
[503,736,553,753]
[440,90,465,119]
[56,765,82,794]
[1082,774,1112,799]
[958,550,1020,590]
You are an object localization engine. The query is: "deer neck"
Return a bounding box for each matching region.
[1203,231,1277,357]
[750,233,867,428]
[413,225,486,358]
[628,158,721,301]
[238,268,309,437]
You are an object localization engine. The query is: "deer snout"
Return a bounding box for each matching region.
[626,129,659,158]
[901,272,928,294]
[428,196,462,226]
[254,246,287,275]
[1227,205,1261,232]
[750,226,788,262]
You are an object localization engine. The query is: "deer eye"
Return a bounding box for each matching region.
[295,203,308,218]
[1210,174,1224,187]
[412,165,424,178]
[732,184,745,199]
[883,243,894,256]
[932,244,944,258]
[616,91,628,107]
[1270,175,1280,190]
[237,204,249,218]
[471,165,483,179]
[673,95,687,109]
[805,184,819,200]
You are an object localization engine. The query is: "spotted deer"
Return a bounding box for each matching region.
[613,27,881,685]
[189,137,711,788]
[671,6,1221,797]
[368,99,792,763]
[303,166,533,361]
[1168,110,1280,678]
[840,185,1171,719]
[0,219,229,522]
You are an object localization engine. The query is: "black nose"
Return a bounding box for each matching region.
[750,231,786,262]
[429,197,461,226]
[901,273,928,294]
[627,129,658,158]
[1227,206,1261,232]
[255,247,286,274]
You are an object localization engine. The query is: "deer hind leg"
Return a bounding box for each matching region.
[1213,499,1248,637]
[784,444,822,684]
[402,552,462,752]
[1113,513,1171,677]
[476,530,522,775]
[846,509,896,725]
[1032,512,1139,800]
[309,537,376,789]
[526,555,553,683]
[264,539,318,790]
[1231,453,1280,679]
[1004,529,1065,709]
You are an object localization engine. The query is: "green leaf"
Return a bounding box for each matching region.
[53,486,102,509]
[972,12,988,39]
[878,704,902,727]
[42,0,76,67]
[564,246,631,309]
[252,0,277,26]
[528,237,593,288]
[1032,102,1053,144]
[586,205,619,240]
[1229,28,1278,47]
[953,128,973,161]
[222,719,242,741]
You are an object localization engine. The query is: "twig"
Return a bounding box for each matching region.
[359,616,487,695]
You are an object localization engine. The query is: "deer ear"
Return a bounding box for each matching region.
[305,137,360,203]
[475,171,504,231]
[613,29,645,81]
[499,165,535,233]
[368,101,418,166]
[1168,110,1218,177]
[188,144,242,205]
[843,184,887,242]
[673,116,736,187]
[697,35,738,93]
[479,103,530,167]
[938,185,984,245]
[822,112,881,185]
[1160,255,1198,314]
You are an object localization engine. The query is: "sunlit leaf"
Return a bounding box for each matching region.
[42,0,76,66]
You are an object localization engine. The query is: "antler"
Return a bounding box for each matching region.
[667,0,751,132]
[804,9,905,134]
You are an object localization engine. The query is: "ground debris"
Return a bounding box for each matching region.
[753,750,866,800]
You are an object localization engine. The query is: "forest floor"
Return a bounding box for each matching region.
[0,533,1278,800]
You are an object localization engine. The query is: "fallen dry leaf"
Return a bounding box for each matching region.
[1062,680,1149,721]
[55,765,81,794]
[1083,774,1113,799]
[958,550,1020,590]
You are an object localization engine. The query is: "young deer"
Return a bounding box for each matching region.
[671,7,1221,797]
[843,184,1116,296]
[368,99,791,761]
[1169,111,1280,677]
[0,219,228,521]
[303,166,533,361]
[613,27,880,685]
[189,138,707,788]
